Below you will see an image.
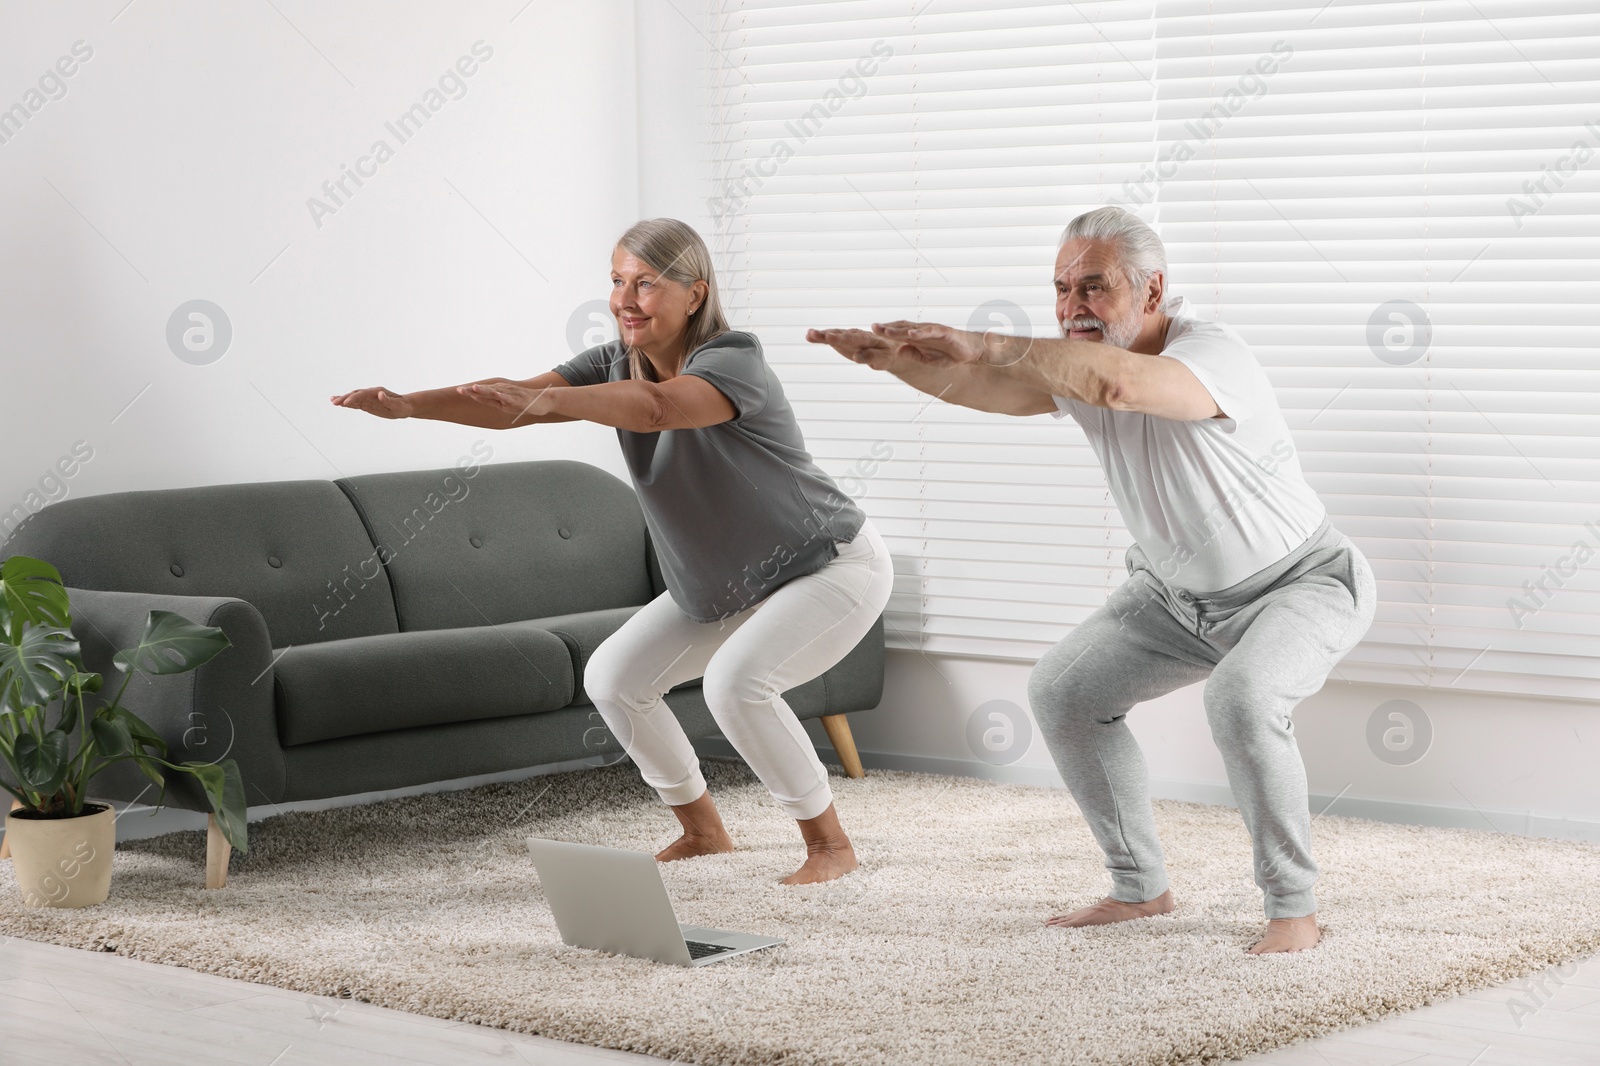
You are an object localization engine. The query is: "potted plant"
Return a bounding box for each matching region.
[0,555,247,908]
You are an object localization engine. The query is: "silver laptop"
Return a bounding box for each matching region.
[525,837,784,967]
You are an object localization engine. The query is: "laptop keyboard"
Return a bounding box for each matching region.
[685,940,734,959]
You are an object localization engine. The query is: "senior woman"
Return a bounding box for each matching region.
[331,218,891,884]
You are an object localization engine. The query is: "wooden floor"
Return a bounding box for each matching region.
[1,935,1596,1065]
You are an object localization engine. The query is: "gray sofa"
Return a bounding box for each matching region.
[1,459,884,885]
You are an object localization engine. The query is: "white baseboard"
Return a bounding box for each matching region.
[11,741,1595,849]
[696,737,1600,845]
[1,752,629,846]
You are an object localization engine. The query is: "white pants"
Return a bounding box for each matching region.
[585,520,894,821]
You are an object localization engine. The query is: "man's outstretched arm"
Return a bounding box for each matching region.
[869,321,1221,422]
[806,327,1056,416]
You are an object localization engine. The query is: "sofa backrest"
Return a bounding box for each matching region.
[335,458,656,631]
[1,479,401,647]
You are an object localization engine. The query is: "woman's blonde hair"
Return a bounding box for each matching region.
[614,218,730,381]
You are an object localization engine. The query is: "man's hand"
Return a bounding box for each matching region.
[808,322,1055,417]
[330,387,415,419]
[870,320,992,366]
[457,382,555,423]
[806,327,900,371]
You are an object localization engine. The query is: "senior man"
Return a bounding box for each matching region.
[808,206,1374,954]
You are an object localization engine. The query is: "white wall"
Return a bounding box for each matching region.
[632,0,713,231]
[0,0,635,538]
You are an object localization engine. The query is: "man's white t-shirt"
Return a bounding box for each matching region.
[1051,302,1326,594]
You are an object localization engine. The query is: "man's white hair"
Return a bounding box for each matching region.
[1060,206,1168,296]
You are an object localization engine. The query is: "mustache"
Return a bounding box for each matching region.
[1063,317,1106,332]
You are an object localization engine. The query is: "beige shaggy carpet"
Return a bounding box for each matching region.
[4,758,1600,1066]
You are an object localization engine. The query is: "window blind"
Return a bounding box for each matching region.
[707,0,1600,700]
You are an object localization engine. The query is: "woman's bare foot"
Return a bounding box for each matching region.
[780,802,858,884]
[656,791,735,863]
[656,833,734,862]
[1247,914,1320,954]
[1045,888,1175,928]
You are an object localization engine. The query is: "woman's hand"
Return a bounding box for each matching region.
[457,381,556,422]
[330,387,415,419]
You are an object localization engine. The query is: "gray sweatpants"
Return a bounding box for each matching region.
[1027,518,1376,919]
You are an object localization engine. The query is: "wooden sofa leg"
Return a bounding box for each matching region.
[821,715,865,779]
[205,813,231,889]
[0,797,20,860]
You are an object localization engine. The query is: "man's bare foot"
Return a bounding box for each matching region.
[657,790,734,863]
[655,832,735,862]
[1247,914,1320,954]
[780,802,858,885]
[1045,888,1175,928]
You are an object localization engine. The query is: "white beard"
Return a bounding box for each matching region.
[1060,303,1144,349]
[1100,305,1143,349]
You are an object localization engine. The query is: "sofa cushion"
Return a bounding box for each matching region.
[508,606,670,705]
[335,459,656,633]
[510,607,635,701]
[3,479,400,647]
[273,625,575,747]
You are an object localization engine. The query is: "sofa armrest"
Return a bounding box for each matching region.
[65,587,287,812]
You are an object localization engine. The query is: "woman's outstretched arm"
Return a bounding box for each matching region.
[335,368,739,433]
[458,374,736,433]
[331,371,579,429]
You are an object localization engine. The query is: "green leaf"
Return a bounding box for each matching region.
[113,610,232,676]
[0,623,79,707]
[57,671,100,736]
[0,556,70,634]
[131,754,167,790]
[114,706,168,757]
[57,696,79,736]
[14,730,70,794]
[90,714,135,758]
[182,758,249,854]
[67,670,103,695]
[0,703,42,740]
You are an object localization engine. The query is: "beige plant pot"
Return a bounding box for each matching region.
[5,802,115,908]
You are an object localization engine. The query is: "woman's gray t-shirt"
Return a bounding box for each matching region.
[550,330,865,622]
